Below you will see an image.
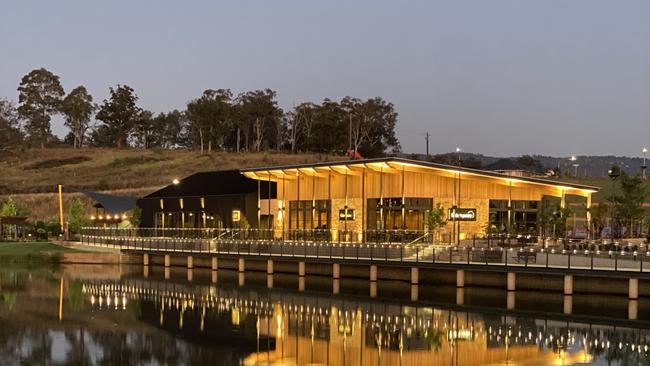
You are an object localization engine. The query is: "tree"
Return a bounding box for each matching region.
[149,110,183,149]
[68,198,89,234]
[95,85,141,148]
[288,102,316,153]
[61,86,94,148]
[0,99,24,152]
[132,110,155,149]
[17,68,65,149]
[425,203,447,243]
[517,155,544,171]
[341,96,400,157]
[615,172,646,237]
[186,89,233,153]
[234,89,284,152]
[1,196,23,217]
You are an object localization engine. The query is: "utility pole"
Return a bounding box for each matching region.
[424,132,430,160]
[348,113,352,156]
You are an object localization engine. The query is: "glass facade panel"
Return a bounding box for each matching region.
[367,198,432,230]
[488,200,539,234]
[289,200,330,230]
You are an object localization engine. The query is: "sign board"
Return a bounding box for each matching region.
[448,208,477,221]
[232,210,241,222]
[338,209,355,221]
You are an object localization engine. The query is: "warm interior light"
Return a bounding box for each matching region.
[172,178,180,185]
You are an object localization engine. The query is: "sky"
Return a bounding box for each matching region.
[1,0,649,157]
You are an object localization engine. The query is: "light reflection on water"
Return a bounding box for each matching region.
[0,266,649,365]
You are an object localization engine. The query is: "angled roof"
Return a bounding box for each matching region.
[77,190,137,214]
[241,157,600,192]
[143,170,275,199]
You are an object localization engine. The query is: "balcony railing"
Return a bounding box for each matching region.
[79,227,650,273]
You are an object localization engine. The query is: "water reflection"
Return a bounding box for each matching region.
[0,267,649,365]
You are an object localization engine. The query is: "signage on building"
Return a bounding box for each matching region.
[448,208,477,221]
[232,210,241,222]
[338,209,355,221]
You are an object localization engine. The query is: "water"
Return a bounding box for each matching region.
[1,264,649,365]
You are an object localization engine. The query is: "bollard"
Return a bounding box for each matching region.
[564,274,573,295]
[507,272,516,291]
[411,267,419,285]
[238,258,245,273]
[563,295,573,315]
[629,277,639,300]
[456,288,465,305]
[333,263,340,279]
[456,269,464,288]
[411,284,418,302]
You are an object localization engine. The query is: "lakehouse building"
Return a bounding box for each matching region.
[137,158,598,243]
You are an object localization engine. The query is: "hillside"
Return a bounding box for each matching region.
[0,148,342,221]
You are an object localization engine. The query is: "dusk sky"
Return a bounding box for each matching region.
[2,0,648,157]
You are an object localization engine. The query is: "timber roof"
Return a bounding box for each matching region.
[240,157,600,192]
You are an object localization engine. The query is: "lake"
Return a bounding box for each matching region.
[0,264,648,365]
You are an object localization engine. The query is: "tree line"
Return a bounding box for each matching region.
[0,68,400,157]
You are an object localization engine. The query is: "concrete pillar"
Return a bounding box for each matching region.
[507,272,516,292]
[299,277,305,292]
[629,278,639,300]
[238,272,245,286]
[333,279,340,294]
[164,267,170,280]
[563,295,573,315]
[143,253,149,266]
[410,284,418,302]
[187,256,193,269]
[238,258,245,273]
[411,267,419,285]
[211,257,218,271]
[333,263,340,279]
[299,262,305,277]
[187,268,193,282]
[370,282,377,298]
[267,260,274,275]
[629,300,638,320]
[507,291,515,310]
[267,274,274,289]
[164,254,170,268]
[143,265,149,278]
[370,265,378,282]
[563,274,573,295]
[211,270,217,284]
[456,288,465,305]
[456,269,464,288]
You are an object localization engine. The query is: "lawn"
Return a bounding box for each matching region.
[0,242,84,256]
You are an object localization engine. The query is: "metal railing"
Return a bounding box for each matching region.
[79,227,650,273]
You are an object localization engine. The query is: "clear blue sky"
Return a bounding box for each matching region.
[1,0,649,157]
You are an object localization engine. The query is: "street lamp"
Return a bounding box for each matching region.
[570,156,579,177]
[642,148,647,179]
[608,168,620,242]
[455,147,461,245]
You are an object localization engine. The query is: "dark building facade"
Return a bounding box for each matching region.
[137,170,276,229]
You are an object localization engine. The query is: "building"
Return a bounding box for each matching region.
[137,170,276,229]
[138,158,598,242]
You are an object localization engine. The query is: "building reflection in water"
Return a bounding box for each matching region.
[80,278,650,366]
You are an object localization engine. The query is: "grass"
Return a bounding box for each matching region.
[23,156,91,170]
[0,148,342,222]
[0,242,84,256]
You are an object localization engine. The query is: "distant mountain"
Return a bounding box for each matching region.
[399,152,647,178]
